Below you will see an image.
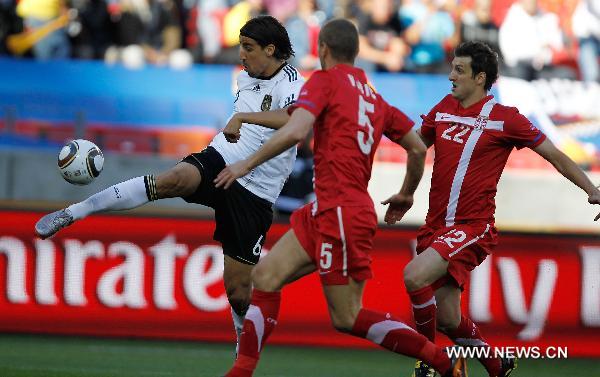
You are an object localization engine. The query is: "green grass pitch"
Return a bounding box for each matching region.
[0,334,598,377]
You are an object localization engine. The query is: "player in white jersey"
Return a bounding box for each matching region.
[34,15,304,350]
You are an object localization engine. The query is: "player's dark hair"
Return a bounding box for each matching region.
[454,41,499,91]
[240,15,294,61]
[319,18,359,63]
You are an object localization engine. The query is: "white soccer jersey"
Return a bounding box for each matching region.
[210,63,304,203]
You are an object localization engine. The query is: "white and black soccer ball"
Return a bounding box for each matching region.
[57,139,104,185]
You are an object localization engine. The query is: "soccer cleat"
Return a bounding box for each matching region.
[412,360,437,377]
[35,209,74,239]
[498,356,517,377]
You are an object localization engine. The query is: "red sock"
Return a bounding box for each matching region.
[408,286,437,342]
[224,290,281,377]
[445,315,501,377]
[350,309,451,375]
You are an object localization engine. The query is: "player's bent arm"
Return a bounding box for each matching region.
[416,128,434,148]
[214,108,315,189]
[533,139,599,196]
[397,130,427,196]
[234,108,291,130]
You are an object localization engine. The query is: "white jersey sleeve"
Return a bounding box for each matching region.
[210,63,305,203]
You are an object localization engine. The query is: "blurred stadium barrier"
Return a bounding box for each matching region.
[0,211,599,356]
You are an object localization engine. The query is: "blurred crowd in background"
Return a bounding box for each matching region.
[0,0,599,81]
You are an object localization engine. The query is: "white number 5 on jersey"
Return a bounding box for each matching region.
[357,94,375,155]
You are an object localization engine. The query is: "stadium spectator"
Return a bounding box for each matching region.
[214,18,466,377]
[104,0,192,69]
[0,0,23,56]
[215,0,265,64]
[15,0,71,59]
[402,41,600,377]
[499,0,576,80]
[572,0,600,82]
[34,15,303,355]
[69,0,112,59]
[194,0,228,62]
[400,0,455,74]
[459,0,500,59]
[285,0,323,70]
[356,0,408,73]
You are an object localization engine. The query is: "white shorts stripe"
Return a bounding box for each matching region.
[448,223,491,258]
[336,206,348,277]
[366,320,415,344]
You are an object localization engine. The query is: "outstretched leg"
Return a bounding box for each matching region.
[35,162,200,238]
[322,280,464,377]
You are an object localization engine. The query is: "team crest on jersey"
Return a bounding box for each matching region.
[261,95,272,111]
[474,115,489,130]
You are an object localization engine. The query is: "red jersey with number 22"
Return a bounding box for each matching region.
[290,64,414,215]
[421,94,546,228]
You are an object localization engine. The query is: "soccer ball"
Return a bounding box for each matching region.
[57,139,104,185]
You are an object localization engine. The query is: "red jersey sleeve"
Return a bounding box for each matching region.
[287,70,332,117]
[419,103,439,141]
[504,108,546,150]
[383,101,415,144]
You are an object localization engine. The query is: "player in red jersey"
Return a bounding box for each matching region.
[214,18,466,377]
[395,41,600,377]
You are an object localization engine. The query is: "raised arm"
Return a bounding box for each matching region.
[381,130,427,224]
[223,108,291,143]
[533,139,600,220]
[215,108,315,189]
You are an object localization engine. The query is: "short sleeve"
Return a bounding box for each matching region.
[287,70,332,117]
[419,105,438,141]
[383,101,415,143]
[504,108,546,150]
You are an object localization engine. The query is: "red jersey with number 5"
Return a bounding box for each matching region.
[421,94,546,228]
[289,64,414,215]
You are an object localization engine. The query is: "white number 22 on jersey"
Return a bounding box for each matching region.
[357,94,375,155]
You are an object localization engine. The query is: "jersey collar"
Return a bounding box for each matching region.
[255,62,288,80]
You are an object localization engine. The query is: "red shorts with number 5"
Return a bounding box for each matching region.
[290,204,377,285]
[416,222,498,289]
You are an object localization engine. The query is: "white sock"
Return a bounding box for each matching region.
[231,307,246,355]
[67,176,157,221]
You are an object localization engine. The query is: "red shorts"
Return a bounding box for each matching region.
[416,222,498,289]
[290,204,377,285]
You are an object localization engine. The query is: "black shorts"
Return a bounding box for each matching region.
[181,146,273,265]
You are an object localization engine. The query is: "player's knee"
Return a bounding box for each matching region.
[156,165,199,198]
[227,290,250,315]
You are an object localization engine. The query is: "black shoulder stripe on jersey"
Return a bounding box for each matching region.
[283,66,298,82]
